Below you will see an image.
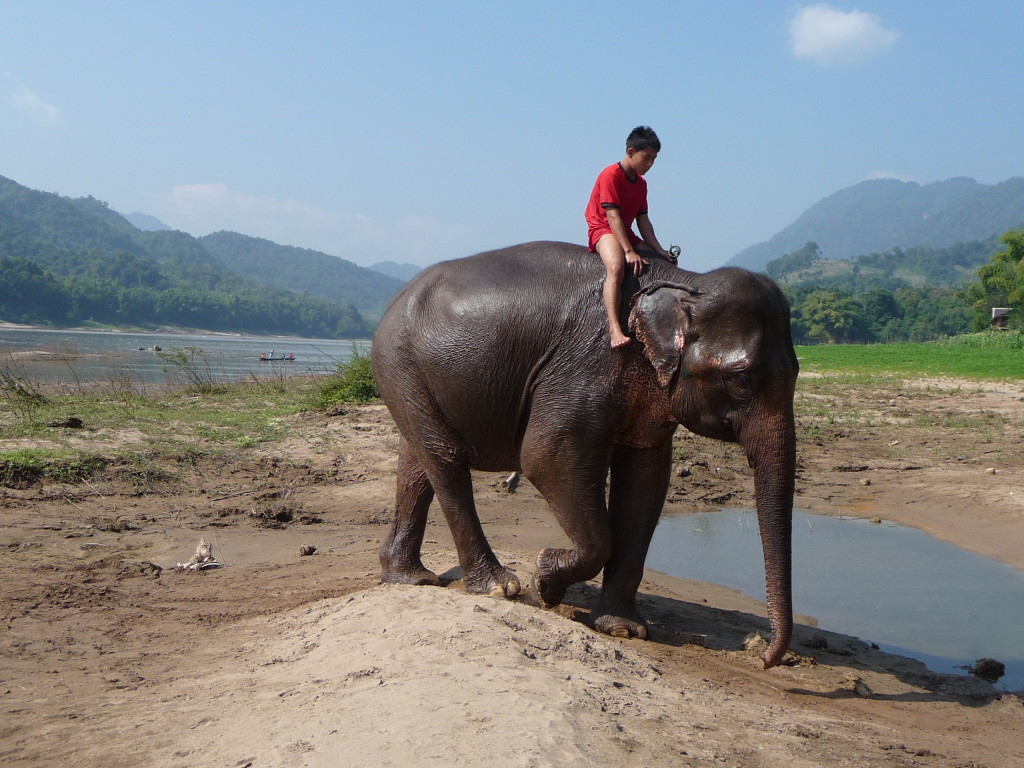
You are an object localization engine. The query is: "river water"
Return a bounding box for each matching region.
[648,509,1024,692]
[0,327,370,385]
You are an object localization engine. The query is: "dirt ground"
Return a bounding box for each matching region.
[1,375,1023,767]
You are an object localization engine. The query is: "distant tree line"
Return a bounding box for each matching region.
[784,283,971,344]
[772,230,1024,344]
[5,167,1023,343]
[0,253,368,338]
[0,179,374,337]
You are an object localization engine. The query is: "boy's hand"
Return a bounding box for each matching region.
[625,249,649,276]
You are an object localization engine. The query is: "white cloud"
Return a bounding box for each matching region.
[8,84,61,124]
[150,183,469,267]
[789,4,899,66]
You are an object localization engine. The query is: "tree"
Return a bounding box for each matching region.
[793,289,863,344]
[0,257,71,324]
[858,288,902,341]
[963,228,1024,330]
[765,242,821,280]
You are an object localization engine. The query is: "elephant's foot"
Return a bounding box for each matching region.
[591,610,649,640]
[380,563,442,587]
[463,563,521,599]
[379,550,442,587]
[588,592,650,639]
[533,547,578,608]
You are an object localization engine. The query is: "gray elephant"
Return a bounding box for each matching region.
[371,241,798,668]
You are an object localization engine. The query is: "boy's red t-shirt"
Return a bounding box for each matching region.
[585,162,648,251]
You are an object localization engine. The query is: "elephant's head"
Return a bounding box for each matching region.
[629,269,799,668]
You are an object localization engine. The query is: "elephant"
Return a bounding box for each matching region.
[371,241,799,668]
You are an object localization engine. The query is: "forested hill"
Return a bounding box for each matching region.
[729,177,1024,271]
[764,237,999,292]
[0,175,373,337]
[199,232,405,324]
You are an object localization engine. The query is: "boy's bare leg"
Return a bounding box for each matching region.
[595,236,631,348]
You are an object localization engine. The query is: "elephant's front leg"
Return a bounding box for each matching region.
[521,439,613,608]
[590,442,673,639]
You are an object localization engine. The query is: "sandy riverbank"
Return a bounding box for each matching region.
[1,375,1022,766]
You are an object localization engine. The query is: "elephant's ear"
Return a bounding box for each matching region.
[628,282,698,387]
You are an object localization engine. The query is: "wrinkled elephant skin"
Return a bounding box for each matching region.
[371,241,799,668]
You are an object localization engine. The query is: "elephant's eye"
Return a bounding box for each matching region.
[725,373,752,401]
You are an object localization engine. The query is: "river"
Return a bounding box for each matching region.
[0,326,370,385]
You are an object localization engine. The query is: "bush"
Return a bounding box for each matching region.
[314,346,379,406]
[938,330,1024,349]
[0,363,49,423]
[0,448,107,488]
[157,346,225,394]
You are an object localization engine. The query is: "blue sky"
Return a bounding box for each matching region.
[3,2,1022,272]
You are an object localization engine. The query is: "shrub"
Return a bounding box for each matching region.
[0,448,107,488]
[0,363,49,423]
[314,346,379,406]
[938,330,1024,349]
[157,346,225,394]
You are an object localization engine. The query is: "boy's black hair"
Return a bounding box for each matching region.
[626,125,661,152]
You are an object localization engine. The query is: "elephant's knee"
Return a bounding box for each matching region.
[577,537,613,579]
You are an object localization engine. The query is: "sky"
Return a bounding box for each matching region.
[3,2,1023,273]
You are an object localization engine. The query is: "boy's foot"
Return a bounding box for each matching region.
[610,333,632,348]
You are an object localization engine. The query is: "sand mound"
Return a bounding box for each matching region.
[140,585,867,768]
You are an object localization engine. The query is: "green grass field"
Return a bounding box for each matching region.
[796,332,1024,380]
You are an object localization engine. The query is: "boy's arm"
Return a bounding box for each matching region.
[606,207,649,276]
[636,213,674,261]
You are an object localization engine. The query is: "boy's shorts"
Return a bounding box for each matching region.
[588,228,642,252]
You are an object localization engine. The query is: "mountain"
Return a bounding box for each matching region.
[0,175,370,337]
[764,237,999,293]
[199,232,405,323]
[370,260,421,282]
[124,212,172,231]
[729,177,1024,271]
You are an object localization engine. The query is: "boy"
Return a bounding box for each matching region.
[585,125,675,347]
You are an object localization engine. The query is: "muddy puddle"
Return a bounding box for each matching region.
[648,509,1024,692]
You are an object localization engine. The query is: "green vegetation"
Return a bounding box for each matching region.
[313,346,380,406]
[157,346,226,394]
[0,372,318,450]
[1,328,1017,497]
[776,229,1024,344]
[786,282,971,343]
[766,238,996,292]
[939,329,1024,349]
[0,362,50,422]
[733,176,1024,270]
[0,359,380,491]
[200,231,405,324]
[5,169,1024,348]
[0,175,374,337]
[796,334,1024,380]
[0,447,107,486]
[962,229,1024,331]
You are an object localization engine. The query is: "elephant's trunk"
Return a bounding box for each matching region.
[745,408,796,669]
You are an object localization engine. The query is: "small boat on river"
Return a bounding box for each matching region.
[259,351,296,362]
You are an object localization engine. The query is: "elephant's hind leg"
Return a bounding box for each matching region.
[380,438,441,586]
[428,462,521,598]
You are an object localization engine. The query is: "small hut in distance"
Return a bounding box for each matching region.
[991,307,1013,330]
